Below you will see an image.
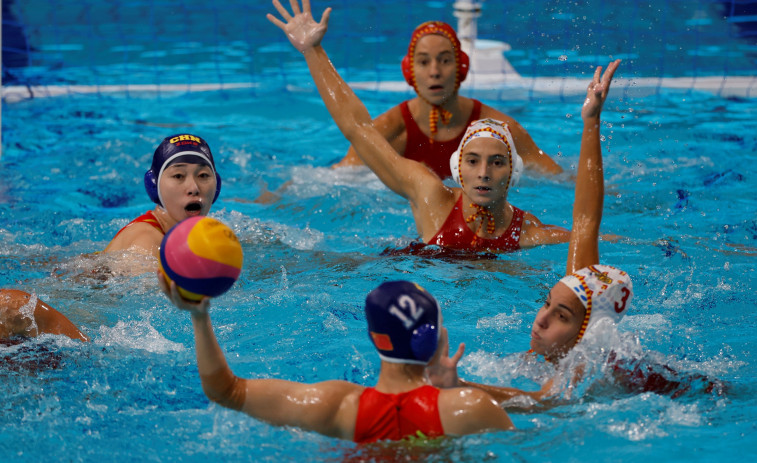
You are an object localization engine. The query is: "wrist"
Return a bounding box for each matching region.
[190,310,210,322]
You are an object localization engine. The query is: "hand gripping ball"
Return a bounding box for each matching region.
[159,216,243,301]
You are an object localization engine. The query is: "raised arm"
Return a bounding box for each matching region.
[267,0,440,200]
[158,272,361,440]
[566,60,620,274]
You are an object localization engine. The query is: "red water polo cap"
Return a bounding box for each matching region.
[401,21,470,92]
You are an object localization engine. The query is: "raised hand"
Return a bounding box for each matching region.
[426,327,465,388]
[581,59,621,121]
[266,0,332,53]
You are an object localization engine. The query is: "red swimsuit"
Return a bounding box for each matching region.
[353,385,444,443]
[428,196,524,252]
[112,210,164,239]
[401,99,482,179]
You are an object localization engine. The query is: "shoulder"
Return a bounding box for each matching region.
[373,104,408,138]
[519,211,570,247]
[105,221,164,255]
[438,387,513,433]
[316,380,365,439]
[377,103,406,125]
[439,386,499,410]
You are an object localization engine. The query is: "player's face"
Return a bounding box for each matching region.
[159,163,216,224]
[459,137,512,207]
[529,282,586,360]
[412,34,458,105]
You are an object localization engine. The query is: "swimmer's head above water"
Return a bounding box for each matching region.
[401,21,469,94]
[531,265,634,360]
[144,134,222,208]
[365,281,441,365]
[561,265,634,342]
[449,118,524,189]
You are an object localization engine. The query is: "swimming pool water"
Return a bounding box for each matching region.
[2,85,755,462]
[3,0,757,460]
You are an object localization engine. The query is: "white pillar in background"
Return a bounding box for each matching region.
[454,0,520,80]
[453,0,482,59]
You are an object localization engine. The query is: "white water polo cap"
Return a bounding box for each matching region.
[449,118,523,188]
[559,265,633,343]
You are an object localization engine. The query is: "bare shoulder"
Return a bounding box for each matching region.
[104,222,164,255]
[519,210,570,247]
[374,104,407,137]
[439,385,498,408]
[438,387,514,434]
[315,380,365,439]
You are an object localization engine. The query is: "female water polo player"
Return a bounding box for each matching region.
[425,61,722,401]
[0,289,88,342]
[104,134,221,258]
[267,0,596,254]
[160,275,513,442]
[333,21,563,178]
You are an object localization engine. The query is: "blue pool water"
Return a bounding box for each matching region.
[3,0,757,461]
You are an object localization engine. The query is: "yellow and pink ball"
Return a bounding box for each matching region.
[159,217,243,301]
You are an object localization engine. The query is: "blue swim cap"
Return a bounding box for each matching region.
[365,281,441,365]
[144,134,222,206]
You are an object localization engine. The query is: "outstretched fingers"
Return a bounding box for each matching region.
[288,0,303,15]
[601,59,620,94]
[271,0,292,23]
[582,59,621,119]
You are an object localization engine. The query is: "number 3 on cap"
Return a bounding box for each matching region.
[614,287,631,314]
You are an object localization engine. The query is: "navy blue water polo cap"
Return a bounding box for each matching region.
[144,134,221,206]
[365,281,441,365]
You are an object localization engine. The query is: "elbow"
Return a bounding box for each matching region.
[199,369,247,411]
[340,118,373,145]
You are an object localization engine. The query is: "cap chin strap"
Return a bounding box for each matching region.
[465,203,496,246]
[156,151,215,208]
[427,101,453,144]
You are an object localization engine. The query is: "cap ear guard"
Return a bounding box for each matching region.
[457,50,470,82]
[510,151,523,187]
[410,323,438,363]
[144,169,222,207]
[144,169,160,205]
[401,54,414,87]
[449,149,462,186]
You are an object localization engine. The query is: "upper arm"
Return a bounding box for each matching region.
[518,211,571,248]
[334,106,406,168]
[352,124,444,201]
[439,388,514,435]
[239,379,361,439]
